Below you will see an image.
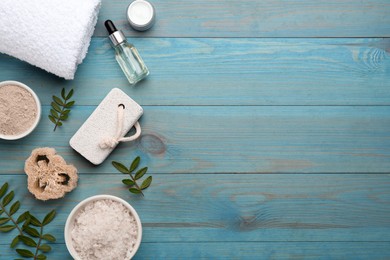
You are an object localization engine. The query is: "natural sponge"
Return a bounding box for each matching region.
[25,147,78,201]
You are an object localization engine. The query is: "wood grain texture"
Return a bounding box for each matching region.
[0,174,389,245]
[0,106,389,174]
[0,38,389,106]
[1,0,390,258]
[1,242,390,259]
[93,0,390,37]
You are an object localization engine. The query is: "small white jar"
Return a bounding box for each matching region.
[127,0,156,31]
[0,80,41,140]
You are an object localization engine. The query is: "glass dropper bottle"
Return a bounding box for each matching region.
[104,20,149,85]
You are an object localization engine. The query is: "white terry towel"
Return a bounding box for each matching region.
[0,0,101,80]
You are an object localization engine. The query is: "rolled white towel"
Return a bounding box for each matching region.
[0,0,101,80]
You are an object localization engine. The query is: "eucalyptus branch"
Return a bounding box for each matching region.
[0,182,56,259]
[34,225,44,260]
[48,88,75,131]
[112,156,153,196]
[0,193,24,236]
[0,183,28,238]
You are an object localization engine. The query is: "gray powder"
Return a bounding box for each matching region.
[0,85,38,136]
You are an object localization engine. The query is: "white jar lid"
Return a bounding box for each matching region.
[127,0,155,31]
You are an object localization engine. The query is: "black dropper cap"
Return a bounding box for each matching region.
[105,20,117,34]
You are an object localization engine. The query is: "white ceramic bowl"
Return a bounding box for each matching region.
[0,80,41,140]
[64,195,142,260]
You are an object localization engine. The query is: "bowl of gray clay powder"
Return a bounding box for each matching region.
[0,80,41,140]
[64,195,142,260]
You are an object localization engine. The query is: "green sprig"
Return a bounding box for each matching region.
[112,156,153,196]
[0,182,56,260]
[48,88,75,131]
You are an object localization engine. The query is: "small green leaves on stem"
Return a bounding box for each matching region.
[16,249,34,258]
[41,234,56,242]
[112,156,153,196]
[129,157,140,172]
[49,88,75,131]
[135,167,147,180]
[42,210,56,226]
[24,226,40,238]
[0,183,23,235]
[0,182,56,259]
[122,179,135,186]
[129,188,142,194]
[112,161,129,174]
[140,176,152,190]
[0,182,9,198]
[19,235,37,247]
[15,211,56,259]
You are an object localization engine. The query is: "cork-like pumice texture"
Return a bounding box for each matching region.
[24,147,78,201]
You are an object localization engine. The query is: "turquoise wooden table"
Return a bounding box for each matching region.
[1,0,390,259]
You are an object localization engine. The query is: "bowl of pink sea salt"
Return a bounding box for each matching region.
[0,80,41,140]
[64,195,142,260]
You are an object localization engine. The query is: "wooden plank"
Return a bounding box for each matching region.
[1,242,390,259]
[0,38,389,106]
[1,106,390,174]
[0,174,389,244]
[94,0,390,37]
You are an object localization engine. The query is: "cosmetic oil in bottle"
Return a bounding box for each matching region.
[104,20,149,85]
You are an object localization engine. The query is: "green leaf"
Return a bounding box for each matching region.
[16,248,34,258]
[65,100,75,108]
[10,235,19,248]
[52,95,64,106]
[28,214,41,227]
[122,179,135,186]
[42,234,56,242]
[50,109,59,119]
[0,217,9,225]
[17,211,30,224]
[0,225,16,232]
[66,89,74,100]
[63,109,71,115]
[48,115,57,125]
[61,88,66,100]
[141,176,152,190]
[9,201,20,215]
[51,102,62,113]
[50,88,75,130]
[37,254,47,260]
[135,167,148,180]
[42,210,56,226]
[0,182,8,198]
[19,235,37,247]
[2,191,14,207]
[129,188,142,194]
[22,215,31,227]
[39,244,51,252]
[129,156,140,173]
[112,161,129,174]
[24,226,40,237]
[60,113,68,121]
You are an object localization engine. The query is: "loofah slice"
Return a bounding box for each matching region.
[24,147,78,201]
